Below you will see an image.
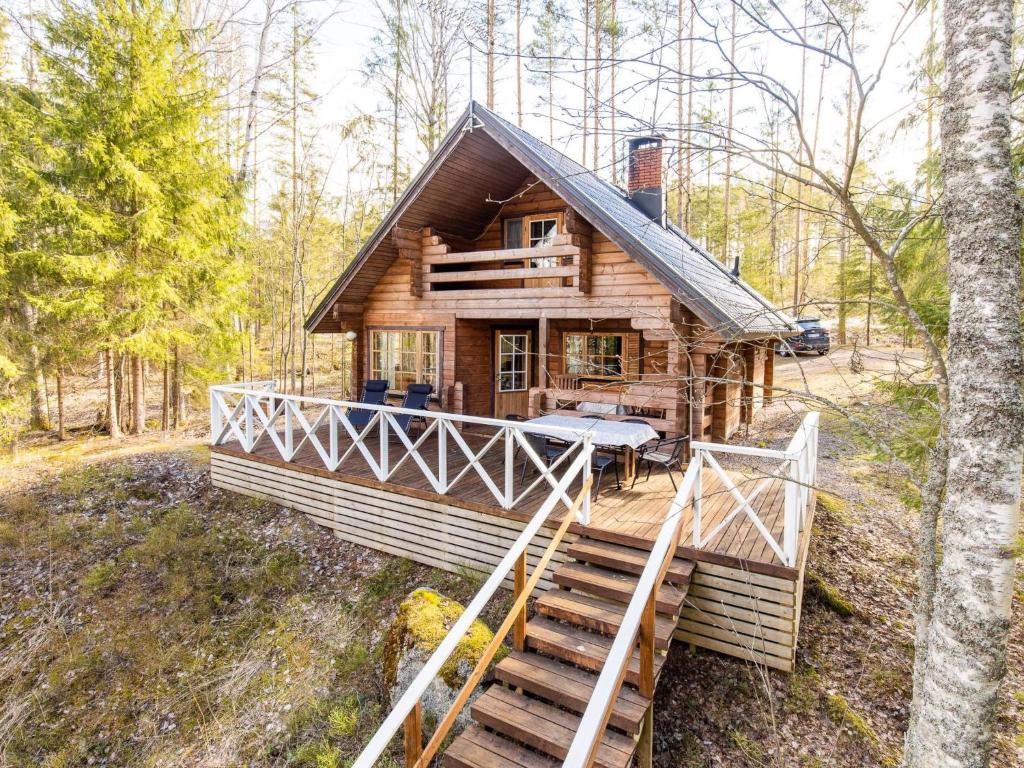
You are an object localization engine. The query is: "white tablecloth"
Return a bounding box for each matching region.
[575,401,629,416]
[525,414,658,450]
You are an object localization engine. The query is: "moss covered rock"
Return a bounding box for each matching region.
[381,588,505,736]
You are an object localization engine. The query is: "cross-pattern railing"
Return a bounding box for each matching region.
[690,411,819,568]
[209,381,594,522]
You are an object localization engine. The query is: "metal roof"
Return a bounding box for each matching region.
[306,102,796,337]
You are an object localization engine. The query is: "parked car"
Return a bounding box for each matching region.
[780,318,831,356]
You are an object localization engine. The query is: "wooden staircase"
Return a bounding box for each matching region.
[443,535,694,768]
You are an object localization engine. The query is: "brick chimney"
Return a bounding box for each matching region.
[626,135,664,224]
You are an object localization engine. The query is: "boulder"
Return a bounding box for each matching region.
[382,588,506,737]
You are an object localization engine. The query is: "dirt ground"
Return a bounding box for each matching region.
[1,343,1020,767]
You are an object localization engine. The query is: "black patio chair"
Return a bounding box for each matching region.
[632,435,689,491]
[519,432,570,484]
[391,383,434,434]
[590,452,620,500]
[347,379,390,430]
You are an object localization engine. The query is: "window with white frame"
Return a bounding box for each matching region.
[370,329,439,392]
[564,333,625,379]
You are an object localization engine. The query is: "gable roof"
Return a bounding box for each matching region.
[306,102,796,338]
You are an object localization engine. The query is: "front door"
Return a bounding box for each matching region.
[494,330,532,419]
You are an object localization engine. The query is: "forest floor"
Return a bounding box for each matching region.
[1,344,1020,767]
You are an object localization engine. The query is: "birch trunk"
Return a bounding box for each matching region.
[904,2,1024,765]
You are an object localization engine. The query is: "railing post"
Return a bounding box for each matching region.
[284,399,294,460]
[244,395,254,451]
[329,405,339,469]
[637,704,654,768]
[783,458,799,567]
[437,418,448,492]
[379,412,389,481]
[513,551,527,651]
[209,388,222,445]
[579,434,593,525]
[639,590,656,699]
[403,702,422,768]
[504,426,515,510]
[692,449,703,548]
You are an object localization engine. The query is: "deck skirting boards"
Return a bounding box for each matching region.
[210,451,572,590]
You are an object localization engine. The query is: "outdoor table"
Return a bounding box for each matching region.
[525,414,659,487]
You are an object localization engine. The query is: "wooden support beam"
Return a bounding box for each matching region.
[564,206,594,294]
[403,702,422,767]
[637,705,654,768]
[764,341,775,405]
[513,551,527,652]
[538,315,550,390]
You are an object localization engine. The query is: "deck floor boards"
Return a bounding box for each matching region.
[215,421,806,577]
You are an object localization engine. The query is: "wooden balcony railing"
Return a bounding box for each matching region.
[422,234,581,292]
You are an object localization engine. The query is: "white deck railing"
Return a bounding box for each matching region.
[690,411,819,568]
[209,381,594,523]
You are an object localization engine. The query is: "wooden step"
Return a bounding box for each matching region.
[552,562,688,615]
[524,615,667,687]
[493,650,650,734]
[471,685,637,768]
[568,538,695,586]
[443,724,559,768]
[535,590,676,650]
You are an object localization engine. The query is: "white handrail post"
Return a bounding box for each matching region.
[579,433,592,525]
[284,399,294,460]
[329,405,339,469]
[209,388,222,445]
[504,426,514,509]
[437,418,448,491]
[783,458,799,567]
[244,394,254,451]
[379,413,389,481]
[692,449,703,548]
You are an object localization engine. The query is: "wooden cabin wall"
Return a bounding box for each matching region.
[455,319,492,416]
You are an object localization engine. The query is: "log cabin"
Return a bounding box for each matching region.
[304,102,796,444]
[209,103,821,765]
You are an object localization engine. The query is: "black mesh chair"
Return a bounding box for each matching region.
[590,452,620,500]
[392,383,434,434]
[348,379,390,430]
[519,432,570,483]
[632,435,689,490]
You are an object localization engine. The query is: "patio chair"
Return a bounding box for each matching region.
[519,432,570,484]
[590,452,620,501]
[391,383,434,434]
[632,435,689,491]
[347,379,390,430]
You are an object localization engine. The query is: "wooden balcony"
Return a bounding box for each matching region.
[421,234,585,294]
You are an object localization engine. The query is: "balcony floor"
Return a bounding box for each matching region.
[210,422,809,579]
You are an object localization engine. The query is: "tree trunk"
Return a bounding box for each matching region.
[162,360,170,432]
[106,349,122,440]
[486,0,495,109]
[515,0,523,126]
[22,298,50,431]
[171,345,183,430]
[904,2,1024,765]
[56,365,66,441]
[131,354,145,435]
[721,3,736,263]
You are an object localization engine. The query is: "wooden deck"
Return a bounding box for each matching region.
[210,423,808,580]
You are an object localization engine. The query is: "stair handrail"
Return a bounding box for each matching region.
[562,457,702,768]
[350,444,594,768]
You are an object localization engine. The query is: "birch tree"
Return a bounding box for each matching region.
[903,0,1023,764]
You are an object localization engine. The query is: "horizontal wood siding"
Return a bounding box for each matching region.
[210,451,573,590]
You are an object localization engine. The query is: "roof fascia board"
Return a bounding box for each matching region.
[304,106,475,331]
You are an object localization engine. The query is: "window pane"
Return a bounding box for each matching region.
[529,218,558,248]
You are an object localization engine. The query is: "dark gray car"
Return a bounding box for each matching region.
[780,318,830,356]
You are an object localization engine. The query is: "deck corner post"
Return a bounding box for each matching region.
[437,419,448,491]
[513,551,527,651]
[579,434,593,525]
[783,459,799,567]
[209,388,221,445]
[284,399,294,459]
[692,449,703,548]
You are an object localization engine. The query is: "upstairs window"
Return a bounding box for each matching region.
[370,329,439,393]
[528,218,558,248]
[564,333,625,379]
